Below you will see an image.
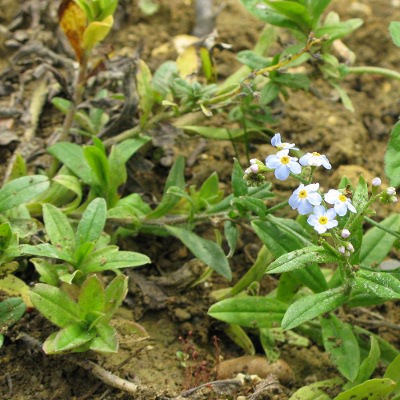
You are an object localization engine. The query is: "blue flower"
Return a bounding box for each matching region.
[300,152,331,169]
[307,205,338,234]
[265,149,302,181]
[271,133,298,150]
[324,189,356,216]
[288,183,322,215]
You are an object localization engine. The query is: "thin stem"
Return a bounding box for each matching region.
[346,66,400,81]
[364,216,400,240]
[200,33,326,108]
[102,111,172,148]
[266,200,289,215]
[60,54,88,141]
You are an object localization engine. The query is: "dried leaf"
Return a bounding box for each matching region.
[58,0,87,61]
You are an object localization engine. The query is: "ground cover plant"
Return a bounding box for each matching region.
[1,0,400,399]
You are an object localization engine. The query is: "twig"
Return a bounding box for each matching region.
[74,360,140,394]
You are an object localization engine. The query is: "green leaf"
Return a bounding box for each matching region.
[349,336,380,387]
[239,1,302,32]
[31,258,64,286]
[225,246,274,298]
[208,296,287,328]
[334,378,396,400]
[165,226,232,280]
[224,221,238,258]
[30,284,80,328]
[113,136,151,165]
[84,146,110,193]
[282,287,349,330]
[80,248,150,273]
[20,243,72,262]
[236,50,271,69]
[75,198,107,248]
[78,275,105,317]
[354,325,399,366]
[90,323,118,352]
[389,21,400,47]
[182,125,264,141]
[272,73,310,90]
[146,155,185,219]
[352,269,400,300]
[331,82,354,112]
[0,176,49,213]
[43,203,75,257]
[224,324,255,355]
[233,197,266,218]
[384,354,400,396]
[266,245,338,274]
[288,378,344,400]
[252,218,328,293]
[137,59,154,125]
[320,313,360,382]
[232,159,248,197]
[152,61,178,98]
[53,323,95,352]
[316,18,363,41]
[260,81,280,105]
[307,0,331,26]
[0,222,12,252]
[0,297,26,327]
[385,122,400,187]
[104,275,128,317]
[360,214,400,267]
[52,174,83,212]
[48,142,93,184]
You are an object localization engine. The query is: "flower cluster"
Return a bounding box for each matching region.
[244,133,359,234]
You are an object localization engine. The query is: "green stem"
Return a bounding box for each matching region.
[102,111,173,148]
[265,200,289,215]
[346,66,400,81]
[60,54,88,141]
[364,216,400,240]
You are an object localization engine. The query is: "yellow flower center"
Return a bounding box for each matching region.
[339,194,347,202]
[299,190,307,199]
[280,156,290,165]
[312,152,321,156]
[318,216,328,225]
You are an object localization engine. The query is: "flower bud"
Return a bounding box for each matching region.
[372,177,381,187]
[346,243,354,252]
[338,246,345,254]
[391,196,398,203]
[387,187,396,196]
[250,164,259,173]
[341,229,350,239]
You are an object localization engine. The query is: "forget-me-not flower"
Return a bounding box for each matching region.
[271,133,298,150]
[300,152,331,169]
[324,189,356,216]
[265,149,302,181]
[307,205,338,234]
[289,183,322,215]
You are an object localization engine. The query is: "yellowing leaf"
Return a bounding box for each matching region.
[58,0,87,61]
[0,275,33,308]
[173,35,200,78]
[83,15,114,53]
[176,46,199,77]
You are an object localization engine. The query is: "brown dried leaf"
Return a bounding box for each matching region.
[58,0,87,61]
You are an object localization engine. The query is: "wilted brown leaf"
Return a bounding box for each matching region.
[58,0,87,62]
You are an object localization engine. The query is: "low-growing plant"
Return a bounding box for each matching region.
[208,125,400,398]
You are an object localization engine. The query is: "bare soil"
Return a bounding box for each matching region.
[1,0,400,399]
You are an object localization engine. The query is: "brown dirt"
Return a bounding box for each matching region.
[1,0,400,399]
